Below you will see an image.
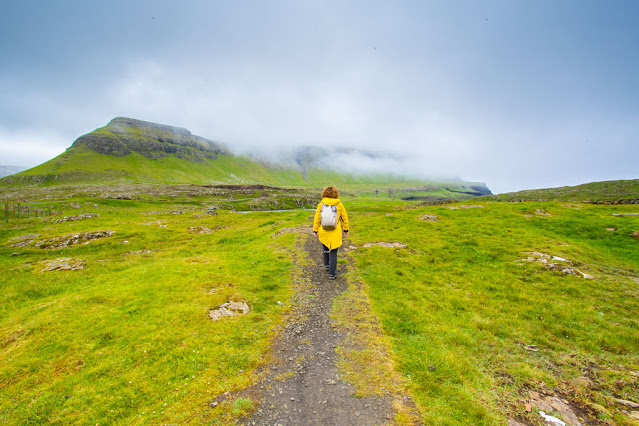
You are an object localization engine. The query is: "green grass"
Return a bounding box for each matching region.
[348,200,639,424]
[0,196,310,424]
[2,188,637,424]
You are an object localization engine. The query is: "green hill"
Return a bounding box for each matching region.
[484,179,639,203]
[0,117,491,200]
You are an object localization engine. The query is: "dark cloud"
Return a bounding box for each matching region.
[1,0,638,193]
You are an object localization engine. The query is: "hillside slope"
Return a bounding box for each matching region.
[1,117,491,199]
[484,179,639,203]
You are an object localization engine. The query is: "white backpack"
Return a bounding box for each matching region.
[320,204,338,231]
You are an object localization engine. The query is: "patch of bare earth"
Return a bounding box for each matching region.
[230,234,415,425]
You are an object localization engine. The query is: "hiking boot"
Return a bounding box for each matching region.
[328,275,336,280]
[324,265,329,271]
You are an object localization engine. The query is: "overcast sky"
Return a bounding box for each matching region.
[1,1,637,193]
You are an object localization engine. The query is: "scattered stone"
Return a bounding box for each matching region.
[205,207,218,216]
[605,228,616,232]
[188,226,213,234]
[444,205,484,210]
[530,393,582,426]
[362,242,407,249]
[188,226,229,234]
[54,213,99,224]
[394,205,418,210]
[612,213,639,216]
[630,231,639,240]
[69,202,81,209]
[128,250,152,255]
[517,252,593,279]
[208,301,250,321]
[102,193,137,200]
[9,234,40,248]
[418,214,440,222]
[524,345,539,352]
[40,257,85,272]
[614,398,639,409]
[34,231,115,249]
[547,263,594,279]
[535,209,552,216]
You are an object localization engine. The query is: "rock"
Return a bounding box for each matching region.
[9,234,40,248]
[188,226,213,234]
[630,411,639,420]
[444,205,484,210]
[40,257,85,272]
[630,231,639,240]
[128,250,152,255]
[209,301,250,321]
[531,395,582,425]
[362,242,407,249]
[508,420,527,426]
[524,345,539,352]
[418,214,440,222]
[54,213,99,224]
[614,398,639,409]
[535,209,552,216]
[605,228,616,232]
[34,231,115,249]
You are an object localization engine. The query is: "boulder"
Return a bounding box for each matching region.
[209,301,250,321]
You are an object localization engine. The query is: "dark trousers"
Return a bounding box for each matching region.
[322,244,338,276]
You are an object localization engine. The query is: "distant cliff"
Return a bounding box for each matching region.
[1,117,491,196]
[72,117,228,162]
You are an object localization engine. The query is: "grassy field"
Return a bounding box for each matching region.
[0,194,310,424]
[348,199,639,424]
[1,188,638,424]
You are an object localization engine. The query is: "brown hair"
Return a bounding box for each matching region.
[322,186,339,199]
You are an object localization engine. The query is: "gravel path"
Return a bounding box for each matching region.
[239,235,395,425]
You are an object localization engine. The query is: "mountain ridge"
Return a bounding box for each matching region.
[1,117,491,197]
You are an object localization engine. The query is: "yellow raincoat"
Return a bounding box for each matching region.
[313,198,349,250]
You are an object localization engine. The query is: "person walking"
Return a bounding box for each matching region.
[313,186,349,279]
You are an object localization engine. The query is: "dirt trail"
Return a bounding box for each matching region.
[239,235,396,425]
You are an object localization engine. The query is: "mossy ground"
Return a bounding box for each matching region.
[348,200,639,424]
[1,187,638,424]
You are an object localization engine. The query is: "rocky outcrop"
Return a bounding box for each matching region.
[72,117,228,162]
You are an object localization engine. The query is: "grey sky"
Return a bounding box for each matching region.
[1,1,637,193]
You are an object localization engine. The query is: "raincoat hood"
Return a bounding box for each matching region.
[321,198,341,206]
